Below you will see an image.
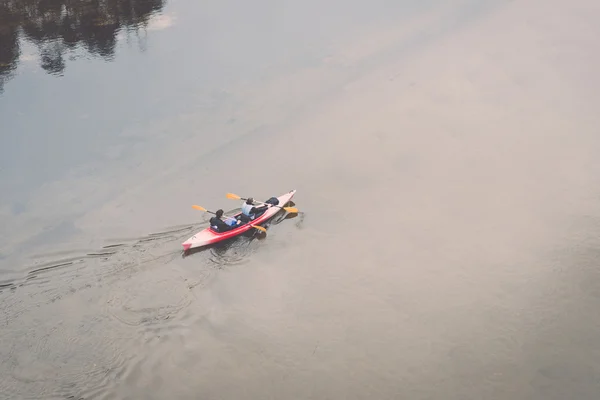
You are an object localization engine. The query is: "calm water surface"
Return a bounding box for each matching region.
[2,0,600,399]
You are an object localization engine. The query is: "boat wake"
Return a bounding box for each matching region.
[0,204,304,299]
[0,202,303,400]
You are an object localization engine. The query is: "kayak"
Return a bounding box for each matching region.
[182,189,297,251]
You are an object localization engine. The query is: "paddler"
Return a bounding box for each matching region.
[240,197,281,220]
[210,209,239,232]
[240,197,270,220]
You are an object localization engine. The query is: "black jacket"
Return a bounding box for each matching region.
[210,216,234,232]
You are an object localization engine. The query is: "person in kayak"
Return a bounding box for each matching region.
[210,209,238,232]
[241,198,268,220]
[240,197,280,221]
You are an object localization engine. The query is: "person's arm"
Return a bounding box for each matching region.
[251,205,269,213]
[224,216,239,225]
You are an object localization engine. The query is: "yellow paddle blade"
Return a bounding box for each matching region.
[283,206,299,213]
[251,225,267,233]
[192,205,207,212]
[226,193,241,200]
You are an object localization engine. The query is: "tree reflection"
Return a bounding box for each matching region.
[0,0,165,92]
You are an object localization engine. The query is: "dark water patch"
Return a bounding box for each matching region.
[0,0,167,92]
[507,214,600,399]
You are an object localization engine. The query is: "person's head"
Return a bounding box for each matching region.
[215,209,224,218]
[246,198,254,205]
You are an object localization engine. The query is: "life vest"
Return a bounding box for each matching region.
[241,202,254,217]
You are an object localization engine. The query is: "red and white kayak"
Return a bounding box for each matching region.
[182,189,297,251]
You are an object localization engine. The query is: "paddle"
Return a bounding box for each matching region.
[225,193,299,213]
[191,205,267,233]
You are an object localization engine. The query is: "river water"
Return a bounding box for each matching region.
[2,0,600,399]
